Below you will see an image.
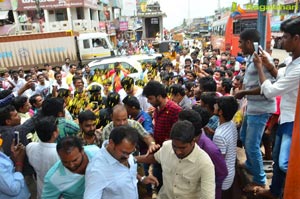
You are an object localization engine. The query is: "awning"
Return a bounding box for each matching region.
[133,25,142,31]
[271,23,281,32]
[109,0,121,8]
[0,11,9,20]
[272,32,283,37]
[99,0,109,4]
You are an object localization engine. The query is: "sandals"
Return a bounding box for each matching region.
[243,182,266,193]
[253,187,279,199]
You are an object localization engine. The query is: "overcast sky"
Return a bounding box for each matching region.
[159,0,251,29]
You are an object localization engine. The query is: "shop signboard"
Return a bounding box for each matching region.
[119,21,128,31]
[16,0,97,11]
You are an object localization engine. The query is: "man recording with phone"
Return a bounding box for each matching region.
[235,29,276,193]
[0,133,30,198]
[252,16,300,199]
[0,104,36,198]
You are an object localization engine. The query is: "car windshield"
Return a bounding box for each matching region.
[90,61,138,74]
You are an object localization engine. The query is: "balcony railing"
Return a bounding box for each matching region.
[6,20,100,35]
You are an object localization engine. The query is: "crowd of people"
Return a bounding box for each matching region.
[0,16,299,199]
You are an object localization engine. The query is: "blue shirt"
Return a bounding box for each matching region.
[42,145,99,199]
[84,141,138,199]
[206,115,219,131]
[135,110,153,134]
[0,152,30,199]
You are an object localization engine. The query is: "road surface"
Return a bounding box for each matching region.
[272,48,290,63]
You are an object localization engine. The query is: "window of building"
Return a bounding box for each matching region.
[55,9,67,21]
[76,7,84,19]
[151,18,159,24]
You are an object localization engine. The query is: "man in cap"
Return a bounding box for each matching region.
[119,76,151,111]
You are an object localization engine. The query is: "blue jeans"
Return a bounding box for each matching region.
[240,113,270,185]
[270,122,293,197]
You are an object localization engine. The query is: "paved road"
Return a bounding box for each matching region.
[272,48,290,63]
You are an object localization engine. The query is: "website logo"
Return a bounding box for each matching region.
[231,2,246,17]
[231,1,297,15]
[245,4,297,12]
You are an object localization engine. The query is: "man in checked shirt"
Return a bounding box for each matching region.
[142,81,182,191]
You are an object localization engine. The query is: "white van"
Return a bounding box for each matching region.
[77,32,116,60]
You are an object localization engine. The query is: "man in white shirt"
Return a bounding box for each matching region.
[11,70,26,96]
[62,58,71,74]
[52,72,68,96]
[26,116,60,199]
[180,49,192,66]
[136,120,215,199]
[254,16,300,199]
[84,126,158,199]
[18,74,36,98]
[34,74,50,99]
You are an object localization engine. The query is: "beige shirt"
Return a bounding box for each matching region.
[101,119,148,142]
[18,112,31,124]
[154,140,215,199]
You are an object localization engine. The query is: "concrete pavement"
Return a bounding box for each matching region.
[271,48,290,63]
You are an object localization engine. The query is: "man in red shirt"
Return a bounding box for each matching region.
[106,62,128,92]
[142,81,182,191]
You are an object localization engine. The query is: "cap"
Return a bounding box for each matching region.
[89,85,101,92]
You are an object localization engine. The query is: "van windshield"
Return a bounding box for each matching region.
[92,38,109,49]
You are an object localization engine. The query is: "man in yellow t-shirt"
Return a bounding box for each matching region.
[66,64,77,88]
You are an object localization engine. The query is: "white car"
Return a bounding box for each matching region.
[88,54,161,80]
[129,53,162,64]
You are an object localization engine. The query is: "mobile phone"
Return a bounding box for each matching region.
[31,82,36,90]
[253,42,259,54]
[14,131,20,146]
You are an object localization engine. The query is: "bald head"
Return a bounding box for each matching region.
[112,104,128,127]
[113,104,127,115]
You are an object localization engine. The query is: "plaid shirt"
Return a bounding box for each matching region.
[57,117,80,141]
[206,115,219,131]
[153,100,182,145]
[101,119,148,142]
[78,130,102,148]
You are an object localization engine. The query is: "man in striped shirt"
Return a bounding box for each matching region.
[212,96,239,199]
